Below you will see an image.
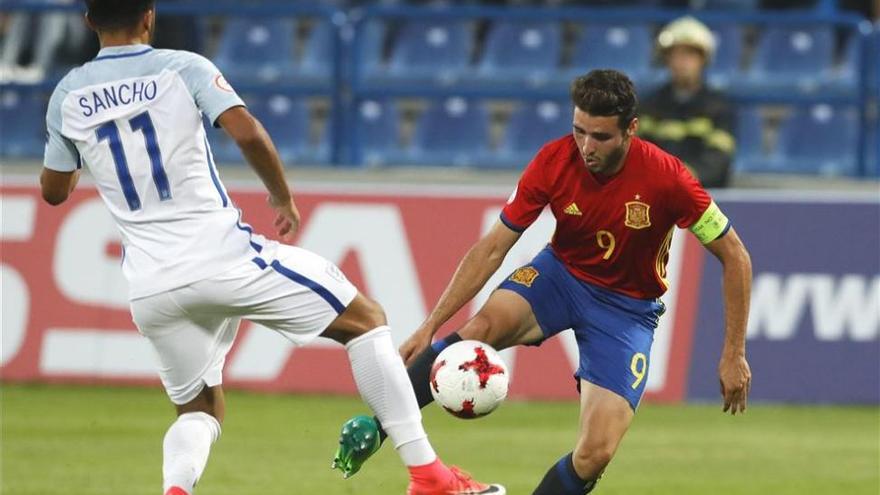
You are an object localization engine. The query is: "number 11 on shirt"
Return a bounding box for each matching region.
[96,110,171,211]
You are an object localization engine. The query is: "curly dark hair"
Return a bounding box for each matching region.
[570,70,638,131]
[85,0,154,31]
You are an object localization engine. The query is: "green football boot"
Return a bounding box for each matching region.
[331,415,381,479]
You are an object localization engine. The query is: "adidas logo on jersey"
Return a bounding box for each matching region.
[564,203,582,216]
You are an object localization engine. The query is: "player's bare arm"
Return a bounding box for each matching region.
[705,227,752,415]
[400,220,521,365]
[217,106,300,240]
[39,168,80,206]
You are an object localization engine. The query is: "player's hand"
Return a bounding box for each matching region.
[268,196,301,243]
[718,352,751,415]
[399,327,433,367]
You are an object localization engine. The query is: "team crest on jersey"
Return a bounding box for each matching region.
[625,200,651,229]
[509,266,539,287]
[214,74,234,93]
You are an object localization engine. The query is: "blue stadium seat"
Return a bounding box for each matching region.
[569,23,653,88]
[873,30,880,92]
[0,89,46,158]
[825,33,861,95]
[705,24,744,90]
[388,20,472,85]
[356,20,388,81]
[408,97,491,166]
[299,20,334,81]
[495,100,572,168]
[476,21,562,87]
[865,122,878,177]
[202,117,241,164]
[771,104,859,176]
[354,99,405,166]
[744,26,835,94]
[214,19,297,83]
[731,106,766,173]
[246,94,324,163]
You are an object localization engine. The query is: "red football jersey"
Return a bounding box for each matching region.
[501,135,712,299]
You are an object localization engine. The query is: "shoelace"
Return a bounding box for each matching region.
[449,466,483,488]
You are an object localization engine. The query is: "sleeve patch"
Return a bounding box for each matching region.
[689,201,729,244]
[213,74,234,93]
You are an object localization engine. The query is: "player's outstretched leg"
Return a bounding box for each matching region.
[327,294,503,493]
[332,332,463,478]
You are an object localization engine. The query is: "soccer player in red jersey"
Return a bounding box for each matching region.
[334,70,752,494]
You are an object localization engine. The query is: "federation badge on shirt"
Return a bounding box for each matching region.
[213,74,234,93]
[509,266,540,287]
[625,196,651,229]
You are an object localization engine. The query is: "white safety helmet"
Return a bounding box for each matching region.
[657,16,716,61]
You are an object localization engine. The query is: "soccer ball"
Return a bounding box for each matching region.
[430,340,509,419]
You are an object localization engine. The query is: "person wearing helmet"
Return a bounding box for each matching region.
[639,16,736,188]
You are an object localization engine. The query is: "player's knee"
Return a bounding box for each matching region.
[572,442,614,479]
[460,313,496,344]
[175,385,225,424]
[356,296,387,328]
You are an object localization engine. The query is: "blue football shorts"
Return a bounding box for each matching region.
[497,245,665,410]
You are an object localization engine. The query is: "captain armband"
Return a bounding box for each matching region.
[689,201,730,244]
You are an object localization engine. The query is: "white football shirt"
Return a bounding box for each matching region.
[44,44,263,299]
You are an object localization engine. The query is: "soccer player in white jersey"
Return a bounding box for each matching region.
[40,2,504,494]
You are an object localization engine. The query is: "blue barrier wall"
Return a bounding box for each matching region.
[688,193,880,404]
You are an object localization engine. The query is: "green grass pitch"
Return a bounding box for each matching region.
[2,383,877,495]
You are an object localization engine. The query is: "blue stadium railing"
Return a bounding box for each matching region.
[1,1,877,177]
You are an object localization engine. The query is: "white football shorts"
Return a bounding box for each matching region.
[130,242,358,405]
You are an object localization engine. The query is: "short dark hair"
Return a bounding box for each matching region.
[85,0,154,31]
[570,70,638,131]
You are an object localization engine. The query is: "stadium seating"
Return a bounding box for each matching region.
[476,21,562,87]
[203,116,241,164]
[213,18,297,84]
[743,25,835,95]
[731,106,767,173]
[866,123,879,177]
[0,89,46,158]
[407,97,491,166]
[494,100,572,168]
[0,2,876,178]
[355,20,389,81]
[387,20,473,85]
[568,23,655,89]
[299,20,335,81]
[868,28,880,92]
[824,32,862,94]
[203,95,325,164]
[246,94,325,163]
[705,23,744,90]
[354,98,405,166]
[771,104,860,176]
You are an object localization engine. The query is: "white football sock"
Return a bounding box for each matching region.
[346,326,437,467]
[162,411,221,493]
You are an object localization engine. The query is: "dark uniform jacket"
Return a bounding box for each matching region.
[639,83,736,188]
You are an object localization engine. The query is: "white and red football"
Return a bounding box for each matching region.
[429,340,509,419]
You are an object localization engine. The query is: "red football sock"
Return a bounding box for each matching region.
[407,458,449,484]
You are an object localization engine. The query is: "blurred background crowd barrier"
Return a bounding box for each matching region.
[0,185,877,404]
